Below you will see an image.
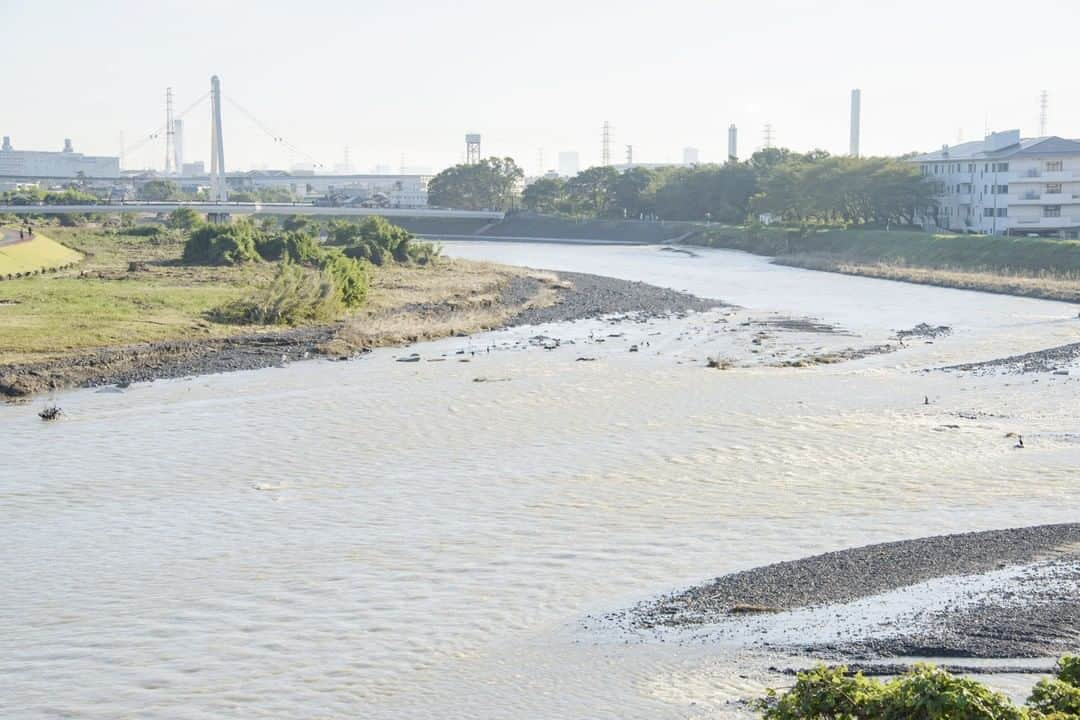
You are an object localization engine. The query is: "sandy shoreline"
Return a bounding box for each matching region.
[0,270,722,398]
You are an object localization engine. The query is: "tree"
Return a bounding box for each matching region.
[427,157,524,211]
[653,164,757,222]
[139,179,181,201]
[613,167,657,218]
[522,177,565,213]
[565,166,618,216]
[166,207,204,231]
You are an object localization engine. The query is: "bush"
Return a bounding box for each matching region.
[213,262,340,325]
[319,252,368,308]
[1029,656,1080,717]
[166,207,204,231]
[182,220,260,265]
[761,663,1028,720]
[407,239,441,265]
[121,224,166,237]
[254,230,322,264]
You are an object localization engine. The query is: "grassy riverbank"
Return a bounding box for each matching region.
[0,226,556,394]
[0,230,82,277]
[686,226,1080,303]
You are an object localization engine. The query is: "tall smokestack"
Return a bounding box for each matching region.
[728,124,738,162]
[174,118,184,173]
[850,89,861,157]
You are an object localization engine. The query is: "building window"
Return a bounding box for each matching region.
[1047,160,1063,172]
[1047,183,1062,194]
[968,163,976,173]
[1045,206,1062,217]
[996,208,1007,217]
[984,208,995,217]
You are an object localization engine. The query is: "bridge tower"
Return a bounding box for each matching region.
[209,75,228,206]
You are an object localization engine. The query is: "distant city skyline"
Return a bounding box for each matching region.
[5,0,1079,174]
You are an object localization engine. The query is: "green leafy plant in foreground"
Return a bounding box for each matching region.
[761,656,1080,719]
[212,262,341,325]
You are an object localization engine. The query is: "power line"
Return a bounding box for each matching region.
[121,91,210,161]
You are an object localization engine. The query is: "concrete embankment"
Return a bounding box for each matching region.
[684,225,1080,303]
[395,214,701,245]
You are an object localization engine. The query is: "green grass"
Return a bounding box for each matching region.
[0,227,274,363]
[690,226,1080,276]
[0,231,82,276]
[0,277,250,361]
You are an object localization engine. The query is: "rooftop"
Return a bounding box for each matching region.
[914,131,1080,162]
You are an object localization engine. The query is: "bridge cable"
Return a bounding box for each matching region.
[223,94,325,169]
[120,92,211,161]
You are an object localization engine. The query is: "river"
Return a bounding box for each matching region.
[2,243,1078,718]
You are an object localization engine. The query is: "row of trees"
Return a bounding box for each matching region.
[428,149,934,227]
[139,179,300,203]
[426,157,523,211]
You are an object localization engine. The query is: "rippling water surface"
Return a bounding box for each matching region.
[2,244,1078,718]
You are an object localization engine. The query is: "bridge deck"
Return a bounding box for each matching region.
[0,203,504,220]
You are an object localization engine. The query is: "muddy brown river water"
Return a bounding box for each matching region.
[2,243,1078,718]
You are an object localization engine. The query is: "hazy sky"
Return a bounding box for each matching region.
[5,0,1078,174]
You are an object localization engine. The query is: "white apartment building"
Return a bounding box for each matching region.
[912,129,1080,238]
[0,136,120,179]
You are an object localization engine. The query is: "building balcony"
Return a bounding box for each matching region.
[1012,216,1080,229]
[1009,191,1080,205]
[1009,170,1078,183]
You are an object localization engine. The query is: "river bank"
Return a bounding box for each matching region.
[619,524,1080,662]
[0,267,722,397]
[683,226,1080,304]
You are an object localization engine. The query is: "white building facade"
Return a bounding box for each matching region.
[913,130,1080,238]
[0,137,120,178]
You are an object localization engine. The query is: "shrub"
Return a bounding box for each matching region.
[254,233,286,261]
[760,665,883,719]
[761,663,1028,720]
[165,207,204,231]
[282,215,314,233]
[213,262,340,325]
[407,239,441,265]
[1029,656,1080,717]
[183,220,260,265]
[319,252,368,308]
[120,224,165,237]
[254,230,322,264]
[342,243,370,261]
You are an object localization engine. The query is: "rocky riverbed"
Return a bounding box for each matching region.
[612,524,1080,661]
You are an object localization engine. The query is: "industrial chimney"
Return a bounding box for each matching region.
[63,138,74,153]
[1,136,11,151]
[727,124,738,162]
[849,89,861,157]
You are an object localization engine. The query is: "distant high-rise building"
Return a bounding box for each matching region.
[558,151,580,176]
[682,146,699,165]
[728,124,738,162]
[850,89,862,157]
